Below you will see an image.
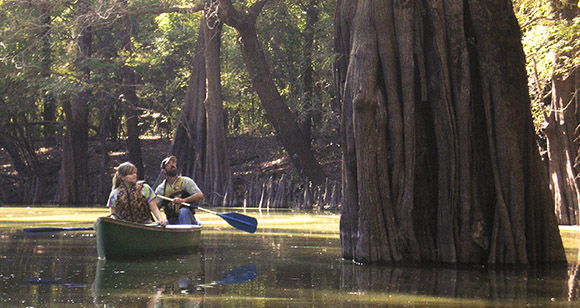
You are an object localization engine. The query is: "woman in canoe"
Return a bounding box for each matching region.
[107,162,167,227]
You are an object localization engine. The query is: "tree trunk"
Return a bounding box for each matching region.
[164,20,207,186]
[547,67,580,225]
[336,0,566,265]
[118,0,145,179]
[545,1,580,225]
[57,1,91,204]
[218,0,326,185]
[0,122,39,176]
[98,111,112,204]
[203,2,231,202]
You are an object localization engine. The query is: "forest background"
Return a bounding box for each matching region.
[0,0,578,225]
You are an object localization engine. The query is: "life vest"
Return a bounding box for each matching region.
[159,176,192,224]
[112,183,153,223]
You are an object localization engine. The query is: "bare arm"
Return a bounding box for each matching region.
[148,199,167,227]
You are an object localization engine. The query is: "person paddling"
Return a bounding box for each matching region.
[156,156,204,225]
[107,162,167,227]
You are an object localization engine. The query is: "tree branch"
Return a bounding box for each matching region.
[217,0,246,28]
[248,0,270,20]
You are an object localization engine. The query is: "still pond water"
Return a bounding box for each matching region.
[0,207,579,307]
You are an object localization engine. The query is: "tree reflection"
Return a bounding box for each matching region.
[340,262,576,306]
[569,250,580,301]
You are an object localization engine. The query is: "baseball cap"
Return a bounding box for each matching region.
[160,155,177,169]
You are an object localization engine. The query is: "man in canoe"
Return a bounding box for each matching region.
[107,162,167,227]
[156,155,204,225]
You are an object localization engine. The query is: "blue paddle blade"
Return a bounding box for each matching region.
[218,212,258,233]
[23,227,94,234]
[215,263,257,285]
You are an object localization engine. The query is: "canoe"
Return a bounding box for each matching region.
[94,217,202,260]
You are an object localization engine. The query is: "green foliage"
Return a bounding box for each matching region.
[134,11,200,127]
[514,0,580,136]
[1,0,338,146]
[214,0,337,137]
[0,1,61,138]
[221,25,267,135]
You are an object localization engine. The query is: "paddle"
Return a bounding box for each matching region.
[157,195,258,233]
[23,221,165,234]
[214,263,257,285]
[23,226,94,234]
[200,263,258,288]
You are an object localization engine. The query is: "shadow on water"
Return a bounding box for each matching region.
[1,207,580,307]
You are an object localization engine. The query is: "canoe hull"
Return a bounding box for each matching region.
[95,217,201,260]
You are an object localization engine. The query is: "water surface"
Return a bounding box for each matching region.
[1,207,579,307]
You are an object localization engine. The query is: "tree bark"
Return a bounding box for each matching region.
[547,67,580,225]
[545,1,580,225]
[336,0,566,265]
[218,0,326,185]
[203,2,232,202]
[164,20,207,186]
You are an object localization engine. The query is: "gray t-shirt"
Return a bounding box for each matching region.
[155,176,201,203]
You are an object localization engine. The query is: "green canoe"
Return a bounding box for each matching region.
[95,217,202,260]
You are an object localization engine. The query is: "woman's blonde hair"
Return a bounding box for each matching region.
[112,162,138,189]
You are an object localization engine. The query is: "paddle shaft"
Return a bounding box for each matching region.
[157,194,212,214]
[24,221,161,234]
[24,227,94,234]
[157,195,257,233]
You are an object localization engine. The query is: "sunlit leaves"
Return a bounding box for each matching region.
[514,0,580,136]
[0,0,339,140]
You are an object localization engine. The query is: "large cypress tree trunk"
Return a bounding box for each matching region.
[336,0,566,265]
[545,1,580,225]
[165,20,207,185]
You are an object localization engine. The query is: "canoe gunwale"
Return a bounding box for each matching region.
[95,216,202,232]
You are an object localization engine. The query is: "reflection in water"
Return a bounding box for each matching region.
[23,277,90,288]
[92,253,258,307]
[569,257,580,301]
[340,262,578,307]
[203,263,257,287]
[0,228,97,307]
[93,253,204,307]
[1,208,580,307]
